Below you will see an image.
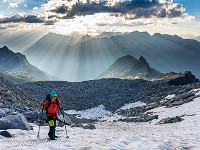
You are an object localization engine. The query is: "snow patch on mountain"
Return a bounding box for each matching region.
[165,94,175,99]
[119,101,146,110]
[150,88,200,123]
[66,105,112,119]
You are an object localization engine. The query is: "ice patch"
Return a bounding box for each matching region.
[119,101,146,110]
[165,94,175,99]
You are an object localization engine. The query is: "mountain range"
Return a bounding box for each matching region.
[0,46,57,83]
[23,31,200,82]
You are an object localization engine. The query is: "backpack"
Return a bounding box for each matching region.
[44,94,59,117]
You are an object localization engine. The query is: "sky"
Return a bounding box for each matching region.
[0,0,199,36]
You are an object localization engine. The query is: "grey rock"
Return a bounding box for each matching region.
[0,130,13,137]
[6,96,16,103]
[0,114,32,130]
[83,123,96,130]
[174,92,195,100]
[1,108,11,113]
[23,110,38,120]
[119,114,158,122]
[0,108,6,117]
[156,116,184,125]
[0,102,4,107]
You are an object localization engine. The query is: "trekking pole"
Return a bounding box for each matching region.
[63,112,69,138]
[37,109,43,137]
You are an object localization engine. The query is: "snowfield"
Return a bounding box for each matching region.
[1,90,200,150]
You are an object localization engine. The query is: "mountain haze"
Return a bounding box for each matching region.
[24,31,200,81]
[0,30,47,53]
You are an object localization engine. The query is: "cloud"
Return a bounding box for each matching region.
[9,2,18,8]
[45,0,186,19]
[0,14,45,24]
[0,14,5,19]
[33,7,39,10]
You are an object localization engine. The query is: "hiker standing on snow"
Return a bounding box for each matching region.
[41,91,64,140]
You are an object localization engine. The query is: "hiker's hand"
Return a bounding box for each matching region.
[60,108,64,113]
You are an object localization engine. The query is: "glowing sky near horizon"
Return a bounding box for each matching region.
[0,0,199,36]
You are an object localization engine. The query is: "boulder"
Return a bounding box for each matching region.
[83,123,96,130]
[0,114,32,130]
[0,102,4,107]
[0,130,13,137]
[174,92,195,100]
[23,110,38,120]
[0,108,6,117]
[156,116,183,125]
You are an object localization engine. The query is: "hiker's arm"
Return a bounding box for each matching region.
[58,105,64,112]
[41,102,45,110]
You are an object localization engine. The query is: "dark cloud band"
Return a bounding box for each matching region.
[49,0,184,19]
[0,15,44,24]
[0,15,55,25]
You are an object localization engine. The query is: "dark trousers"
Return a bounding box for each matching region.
[47,116,56,139]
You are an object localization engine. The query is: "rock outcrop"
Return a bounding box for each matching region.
[0,114,32,130]
[156,116,184,125]
[168,71,199,86]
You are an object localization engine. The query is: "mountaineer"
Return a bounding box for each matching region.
[41,91,64,140]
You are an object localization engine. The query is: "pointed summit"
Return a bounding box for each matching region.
[133,56,150,69]
[138,56,147,63]
[2,46,9,50]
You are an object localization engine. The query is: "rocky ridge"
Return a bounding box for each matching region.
[0,46,57,83]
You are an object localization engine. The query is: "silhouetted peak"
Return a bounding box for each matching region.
[138,56,148,63]
[0,46,29,69]
[115,55,137,64]
[0,46,12,55]
[153,33,183,41]
[129,31,150,37]
[133,56,150,69]
[2,46,9,50]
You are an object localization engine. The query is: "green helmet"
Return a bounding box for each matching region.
[50,91,57,97]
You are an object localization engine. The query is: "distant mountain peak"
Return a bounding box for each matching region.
[2,46,9,50]
[138,56,146,61]
[98,55,160,80]
[133,56,150,69]
[0,46,57,83]
[117,55,136,61]
[111,55,138,68]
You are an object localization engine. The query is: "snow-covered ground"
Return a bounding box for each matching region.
[1,89,200,150]
[65,101,146,121]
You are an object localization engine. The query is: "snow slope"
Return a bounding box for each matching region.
[1,89,200,150]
